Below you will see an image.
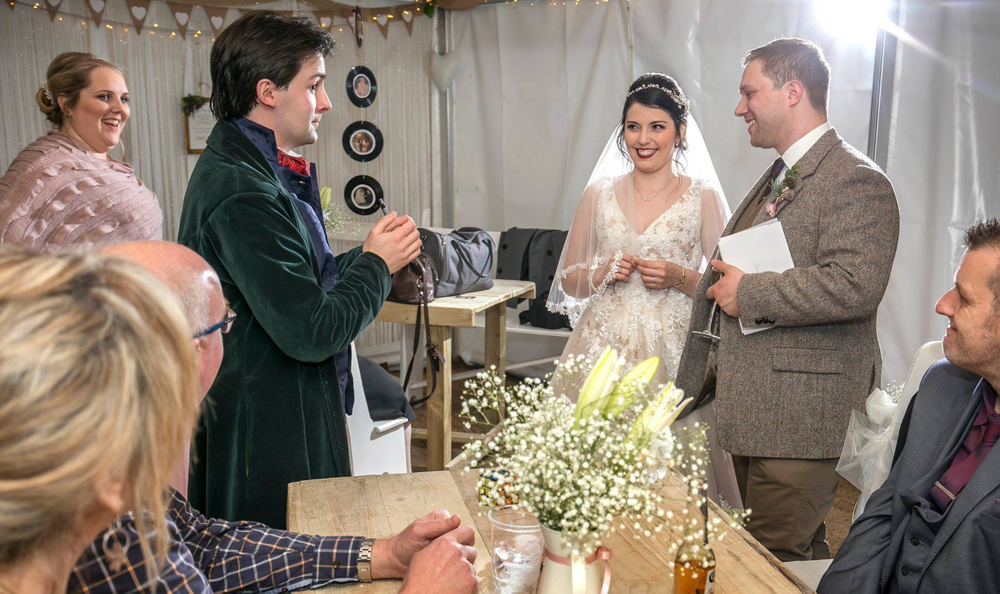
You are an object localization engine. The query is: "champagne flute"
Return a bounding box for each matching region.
[691,301,721,341]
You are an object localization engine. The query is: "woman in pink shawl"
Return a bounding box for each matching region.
[0,52,162,251]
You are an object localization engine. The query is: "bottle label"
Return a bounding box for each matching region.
[705,568,716,594]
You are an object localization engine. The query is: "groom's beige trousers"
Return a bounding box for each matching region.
[731,455,840,562]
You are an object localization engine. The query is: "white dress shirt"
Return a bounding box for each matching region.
[774,121,832,187]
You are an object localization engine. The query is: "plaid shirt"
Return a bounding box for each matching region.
[69,489,362,593]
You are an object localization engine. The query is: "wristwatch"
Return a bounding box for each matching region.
[358,537,375,582]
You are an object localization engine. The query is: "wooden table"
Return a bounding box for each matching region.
[375,279,535,470]
[287,469,813,593]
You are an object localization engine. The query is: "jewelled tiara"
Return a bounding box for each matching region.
[626,83,690,111]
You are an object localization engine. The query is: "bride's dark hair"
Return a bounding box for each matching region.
[616,73,690,166]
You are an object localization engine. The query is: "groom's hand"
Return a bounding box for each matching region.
[706,259,744,318]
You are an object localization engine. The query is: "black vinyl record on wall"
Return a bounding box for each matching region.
[344,175,385,216]
[342,121,383,162]
[346,65,377,108]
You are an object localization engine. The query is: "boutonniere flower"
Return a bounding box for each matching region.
[765,163,801,218]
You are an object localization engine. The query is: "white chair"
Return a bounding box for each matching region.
[345,345,410,476]
[851,340,944,520]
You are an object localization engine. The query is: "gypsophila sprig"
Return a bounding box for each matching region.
[460,348,694,558]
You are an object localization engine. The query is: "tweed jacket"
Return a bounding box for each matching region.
[818,361,1000,594]
[675,128,899,459]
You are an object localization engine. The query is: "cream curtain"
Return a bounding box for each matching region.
[0,0,436,354]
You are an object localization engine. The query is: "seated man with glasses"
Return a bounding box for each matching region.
[69,241,478,593]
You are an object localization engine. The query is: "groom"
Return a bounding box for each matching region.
[676,38,900,561]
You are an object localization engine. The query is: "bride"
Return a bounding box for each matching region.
[547,73,741,507]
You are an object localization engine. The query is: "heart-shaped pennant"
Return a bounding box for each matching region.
[123,0,150,32]
[375,14,387,26]
[401,10,413,23]
[44,0,62,21]
[203,6,229,36]
[166,2,189,38]
[431,51,465,91]
[320,16,331,28]
[86,0,106,25]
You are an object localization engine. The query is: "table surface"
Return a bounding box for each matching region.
[287,470,812,593]
[375,279,536,327]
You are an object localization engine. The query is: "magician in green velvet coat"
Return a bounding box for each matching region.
[177,13,421,528]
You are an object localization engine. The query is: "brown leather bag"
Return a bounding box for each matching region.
[388,255,443,403]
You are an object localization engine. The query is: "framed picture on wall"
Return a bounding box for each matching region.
[346,65,377,108]
[342,121,383,162]
[184,106,214,154]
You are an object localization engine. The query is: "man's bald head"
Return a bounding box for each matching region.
[101,241,223,332]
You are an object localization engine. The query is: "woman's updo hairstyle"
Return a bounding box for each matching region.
[36,52,121,127]
[617,73,691,164]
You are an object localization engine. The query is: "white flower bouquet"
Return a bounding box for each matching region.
[460,347,691,558]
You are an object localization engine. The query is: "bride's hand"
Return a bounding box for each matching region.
[609,254,635,284]
[634,258,683,290]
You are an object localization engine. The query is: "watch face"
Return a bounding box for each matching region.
[344,175,385,215]
[347,66,376,108]
[342,121,383,162]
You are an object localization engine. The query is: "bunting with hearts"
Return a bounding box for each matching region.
[44,0,62,21]
[85,0,106,25]
[166,2,191,38]
[204,5,227,36]
[375,13,389,39]
[313,10,336,31]
[124,0,151,33]
[19,0,427,38]
[402,8,415,36]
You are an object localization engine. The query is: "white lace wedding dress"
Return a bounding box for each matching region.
[549,174,743,509]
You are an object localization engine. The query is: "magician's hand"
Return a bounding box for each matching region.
[705,259,745,318]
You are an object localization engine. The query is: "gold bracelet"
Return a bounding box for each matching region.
[674,265,686,288]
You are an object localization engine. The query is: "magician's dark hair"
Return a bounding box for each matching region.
[209,10,335,121]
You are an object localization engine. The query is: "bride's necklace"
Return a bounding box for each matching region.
[632,173,680,202]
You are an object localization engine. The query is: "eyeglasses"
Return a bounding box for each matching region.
[193,308,237,339]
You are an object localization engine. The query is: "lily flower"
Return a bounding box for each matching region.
[601,356,660,418]
[574,347,624,422]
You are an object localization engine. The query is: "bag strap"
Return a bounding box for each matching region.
[453,232,495,280]
[402,264,444,407]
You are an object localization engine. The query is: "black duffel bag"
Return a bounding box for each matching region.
[419,227,494,297]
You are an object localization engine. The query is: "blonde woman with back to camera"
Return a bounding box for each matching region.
[0,251,200,593]
[0,52,163,250]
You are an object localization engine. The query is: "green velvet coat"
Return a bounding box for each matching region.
[178,121,391,528]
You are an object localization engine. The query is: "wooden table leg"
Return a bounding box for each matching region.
[426,325,453,471]
[485,304,507,419]
[484,303,507,378]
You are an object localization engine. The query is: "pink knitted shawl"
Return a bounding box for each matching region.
[0,131,163,251]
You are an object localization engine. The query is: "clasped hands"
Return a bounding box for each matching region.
[375,509,478,593]
[362,212,422,274]
[607,254,683,291]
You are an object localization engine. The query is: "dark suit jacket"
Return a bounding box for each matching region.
[178,121,391,528]
[819,360,1000,594]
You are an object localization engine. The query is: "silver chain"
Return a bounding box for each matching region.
[632,173,681,202]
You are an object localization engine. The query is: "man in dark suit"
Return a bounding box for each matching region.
[819,218,1000,594]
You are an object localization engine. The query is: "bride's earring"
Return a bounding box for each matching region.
[101,519,132,572]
